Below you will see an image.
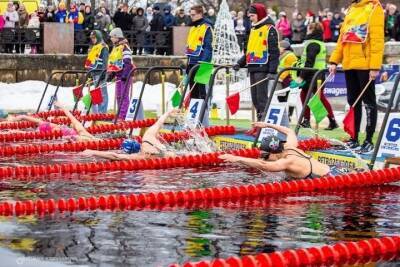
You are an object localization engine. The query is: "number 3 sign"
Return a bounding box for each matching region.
[377,113,400,158]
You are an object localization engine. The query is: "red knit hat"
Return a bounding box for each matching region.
[248,3,267,21]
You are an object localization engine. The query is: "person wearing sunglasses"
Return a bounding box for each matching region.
[219,122,344,179]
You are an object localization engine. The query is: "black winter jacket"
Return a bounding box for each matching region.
[237,17,279,74]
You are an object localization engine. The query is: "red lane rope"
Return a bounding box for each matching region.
[0,118,157,142]
[170,235,400,267]
[36,110,81,119]
[0,167,398,217]
[0,113,117,130]
[0,125,236,156]
[0,136,328,177]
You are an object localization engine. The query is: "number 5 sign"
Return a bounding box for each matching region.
[377,113,400,158]
[258,103,289,141]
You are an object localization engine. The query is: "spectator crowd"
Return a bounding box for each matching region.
[0,1,399,54]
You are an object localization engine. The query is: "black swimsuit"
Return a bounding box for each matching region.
[285,149,321,179]
[142,140,165,157]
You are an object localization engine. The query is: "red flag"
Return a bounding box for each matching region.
[72,85,83,101]
[90,87,103,105]
[226,92,240,115]
[343,107,356,139]
[183,92,191,109]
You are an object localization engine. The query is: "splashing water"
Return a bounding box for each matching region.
[160,115,218,155]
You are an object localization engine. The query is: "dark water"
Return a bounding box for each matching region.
[0,153,399,266]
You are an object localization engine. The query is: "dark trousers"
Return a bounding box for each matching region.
[250,72,269,121]
[344,70,377,142]
[187,64,206,99]
[300,78,335,121]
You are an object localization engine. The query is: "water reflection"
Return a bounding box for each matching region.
[0,165,399,266]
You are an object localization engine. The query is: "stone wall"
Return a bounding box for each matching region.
[1,42,400,85]
[0,54,187,85]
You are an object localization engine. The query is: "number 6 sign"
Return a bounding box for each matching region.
[377,113,400,158]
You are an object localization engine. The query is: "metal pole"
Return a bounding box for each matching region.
[369,72,400,169]
[198,66,227,127]
[294,69,326,135]
[225,69,231,125]
[36,71,65,113]
[252,67,318,146]
[161,72,166,114]
[114,67,149,124]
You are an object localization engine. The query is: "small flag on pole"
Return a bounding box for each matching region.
[171,89,182,108]
[82,94,91,109]
[183,92,191,109]
[226,92,240,115]
[307,94,328,124]
[343,107,356,139]
[194,62,214,85]
[72,85,83,101]
[90,87,103,105]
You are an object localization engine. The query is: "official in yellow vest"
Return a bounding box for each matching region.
[291,23,338,130]
[277,40,298,118]
[85,30,109,113]
[233,3,279,132]
[107,28,135,120]
[329,0,384,153]
[185,5,213,126]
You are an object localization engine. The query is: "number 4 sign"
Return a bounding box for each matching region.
[258,103,289,141]
[377,113,400,158]
[186,99,204,125]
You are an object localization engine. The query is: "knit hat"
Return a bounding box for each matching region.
[248,3,267,21]
[279,11,286,17]
[280,40,291,50]
[109,28,124,39]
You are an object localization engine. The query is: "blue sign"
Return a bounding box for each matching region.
[323,64,400,97]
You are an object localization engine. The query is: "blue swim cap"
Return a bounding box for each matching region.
[121,139,141,154]
[0,109,8,119]
[260,135,284,154]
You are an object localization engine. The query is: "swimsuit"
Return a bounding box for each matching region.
[326,165,345,177]
[142,140,165,157]
[285,149,323,179]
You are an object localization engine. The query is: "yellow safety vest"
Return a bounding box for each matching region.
[246,25,271,64]
[341,2,377,43]
[108,44,125,72]
[85,43,107,70]
[185,23,210,57]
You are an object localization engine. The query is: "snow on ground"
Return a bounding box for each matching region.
[0,80,385,128]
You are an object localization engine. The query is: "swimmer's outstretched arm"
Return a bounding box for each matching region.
[54,101,94,138]
[143,109,181,140]
[219,154,291,172]
[14,114,45,124]
[81,149,146,161]
[252,122,298,147]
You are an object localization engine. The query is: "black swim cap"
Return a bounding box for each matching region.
[260,135,284,154]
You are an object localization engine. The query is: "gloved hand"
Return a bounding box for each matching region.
[290,79,306,89]
[233,64,241,71]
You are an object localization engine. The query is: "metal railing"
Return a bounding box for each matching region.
[370,72,400,169]
[74,29,172,55]
[0,27,42,53]
[252,67,318,146]
[128,66,184,136]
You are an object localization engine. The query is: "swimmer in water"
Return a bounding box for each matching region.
[11,101,98,141]
[219,122,344,178]
[82,109,183,160]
